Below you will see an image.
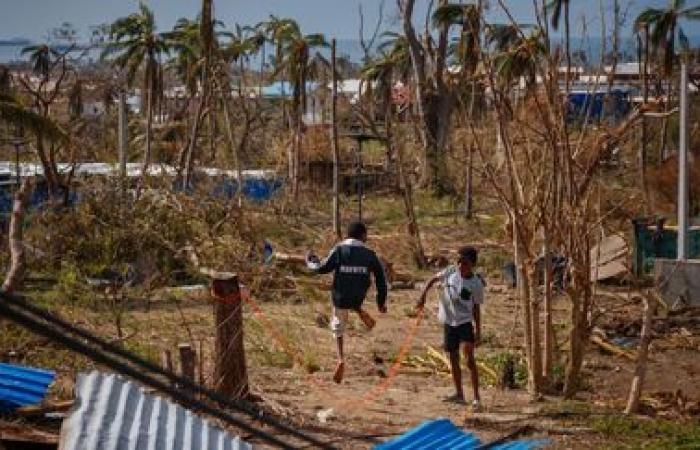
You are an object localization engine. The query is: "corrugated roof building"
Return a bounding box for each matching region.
[59,371,252,450]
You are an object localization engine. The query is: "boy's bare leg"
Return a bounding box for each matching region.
[333,336,345,383]
[448,350,465,400]
[464,343,480,402]
[336,336,344,362]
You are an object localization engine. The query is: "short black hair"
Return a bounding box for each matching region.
[458,246,478,264]
[347,221,367,240]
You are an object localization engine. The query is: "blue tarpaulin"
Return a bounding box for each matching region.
[0,363,56,412]
[567,88,631,124]
[376,418,548,450]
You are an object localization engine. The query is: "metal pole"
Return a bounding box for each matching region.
[678,62,689,260]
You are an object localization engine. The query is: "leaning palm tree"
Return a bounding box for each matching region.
[266,18,327,198]
[634,0,700,77]
[492,27,546,91]
[102,2,173,179]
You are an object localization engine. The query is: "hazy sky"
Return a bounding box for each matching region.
[0,0,682,42]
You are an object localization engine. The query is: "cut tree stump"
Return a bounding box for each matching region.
[209,271,249,399]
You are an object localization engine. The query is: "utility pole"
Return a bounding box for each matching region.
[331,38,341,239]
[678,62,689,260]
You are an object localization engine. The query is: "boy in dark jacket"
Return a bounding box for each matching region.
[306,221,388,383]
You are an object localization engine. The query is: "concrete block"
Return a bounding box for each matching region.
[655,258,700,308]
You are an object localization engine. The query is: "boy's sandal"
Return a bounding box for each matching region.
[442,394,466,404]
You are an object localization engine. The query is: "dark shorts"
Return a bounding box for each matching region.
[444,322,475,352]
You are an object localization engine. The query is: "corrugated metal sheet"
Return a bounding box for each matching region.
[0,362,55,412]
[59,371,252,450]
[375,418,548,450]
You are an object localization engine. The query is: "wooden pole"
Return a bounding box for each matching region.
[178,343,196,382]
[211,272,249,398]
[161,349,173,373]
[331,38,341,239]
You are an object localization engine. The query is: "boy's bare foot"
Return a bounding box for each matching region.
[358,309,376,330]
[333,361,345,384]
[442,394,466,404]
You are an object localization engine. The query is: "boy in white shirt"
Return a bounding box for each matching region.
[416,246,484,408]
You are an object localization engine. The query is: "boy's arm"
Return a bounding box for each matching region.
[370,254,388,313]
[473,281,484,345]
[416,274,441,309]
[473,305,481,346]
[306,246,338,274]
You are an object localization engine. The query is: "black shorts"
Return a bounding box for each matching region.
[444,322,475,352]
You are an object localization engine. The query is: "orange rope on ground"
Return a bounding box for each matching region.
[239,287,425,410]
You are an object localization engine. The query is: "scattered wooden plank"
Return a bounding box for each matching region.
[590,335,637,361]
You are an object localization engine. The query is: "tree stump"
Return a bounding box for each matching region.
[210,272,249,399]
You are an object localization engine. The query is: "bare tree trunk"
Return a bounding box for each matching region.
[182,91,207,188]
[2,179,31,293]
[625,293,656,414]
[392,123,427,268]
[220,92,243,207]
[142,85,153,183]
[331,39,341,239]
[527,265,543,392]
[542,227,555,384]
[118,89,128,193]
[464,142,474,219]
[513,223,538,396]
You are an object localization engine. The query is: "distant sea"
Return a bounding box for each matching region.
[2,35,698,67]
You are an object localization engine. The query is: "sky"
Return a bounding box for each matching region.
[0,0,689,43]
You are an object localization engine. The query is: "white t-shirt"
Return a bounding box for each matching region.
[437,265,485,326]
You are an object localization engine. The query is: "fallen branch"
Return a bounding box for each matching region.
[589,335,637,361]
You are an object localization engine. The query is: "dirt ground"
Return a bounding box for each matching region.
[4,197,700,449]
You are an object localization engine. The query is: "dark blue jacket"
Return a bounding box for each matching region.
[307,239,387,310]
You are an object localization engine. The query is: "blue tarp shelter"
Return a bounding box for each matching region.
[567,87,631,124]
[376,418,548,450]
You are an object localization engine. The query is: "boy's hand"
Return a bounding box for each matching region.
[306,251,319,264]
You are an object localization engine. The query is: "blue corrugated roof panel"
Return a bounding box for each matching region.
[0,362,56,412]
[376,418,548,450]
